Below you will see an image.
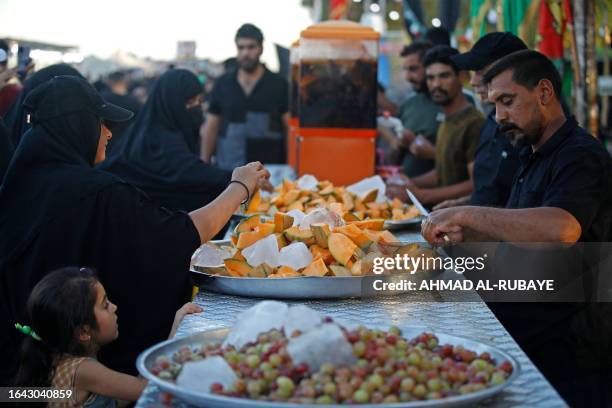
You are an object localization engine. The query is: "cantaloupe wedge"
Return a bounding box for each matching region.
[328,233,357,266]
[234,214,261,235]
[309,245,335,265]
[349,219,385,231]
[224,259,252,277]
[311,223,330,248]
[333,224,372,249]
[329,265,352,277]
[274,212,294,233]
[284,226,315,245]
[245,189,261,214]
[236,223,275,249]
[302,258,328,277]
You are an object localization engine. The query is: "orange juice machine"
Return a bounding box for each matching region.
[296,21,380,185]
[287,40,299,168]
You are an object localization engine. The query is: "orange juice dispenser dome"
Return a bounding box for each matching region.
[287,40,299,168]
[297,21,380,185]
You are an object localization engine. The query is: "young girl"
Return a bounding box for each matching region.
[14,267,202,407]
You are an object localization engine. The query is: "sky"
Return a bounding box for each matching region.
[0,0,314,65]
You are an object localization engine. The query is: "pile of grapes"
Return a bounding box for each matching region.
[151,321,513,404]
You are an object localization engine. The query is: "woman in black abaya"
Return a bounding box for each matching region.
[101,69,233,211]
[4,63,83,149]
[0,75,268,385]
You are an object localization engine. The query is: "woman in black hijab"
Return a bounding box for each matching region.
[0,75,268,384]
[0,117,12,182]
[101,69,233,211]
[4,63,83,149]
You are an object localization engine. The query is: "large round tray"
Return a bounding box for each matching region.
[137,326,520,408]
[190,270,439,299]
[191,241,442,299]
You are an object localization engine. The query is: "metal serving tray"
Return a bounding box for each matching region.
[137,326,520,408]
[191,241,442,299]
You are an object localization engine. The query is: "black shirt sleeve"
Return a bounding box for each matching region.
[542,145,609,233]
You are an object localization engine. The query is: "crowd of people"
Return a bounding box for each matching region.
[0,19,610,407]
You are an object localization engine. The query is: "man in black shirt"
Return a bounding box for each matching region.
[434,32,526,209]
[422,50,612,406]
[202,23,289,170]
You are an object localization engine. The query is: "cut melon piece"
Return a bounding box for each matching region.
[232,250,246,262]
[329,265,352,277]
[342,212,361,222]
[249,264,267,278]
[319,185,334,195]
[224,259,252,277]
[334,224,372,249]
[284,226,315,245]
[230,235,238,245]
[276,265,301,277]
[378,230,399,244]
[236,223,275,249]
[245,189,261,214]
[361,189,378,204]
[274,212,294,233]
[283,189,301,205]
[328,233,357,266]
[234,214,261,235]
[302,258,328,277]
[310,245,335,265]
[276,233,288,249]
[341,192,354,212]
[287,201,304,212]
[349,219,385,231]
[311,223,331,248]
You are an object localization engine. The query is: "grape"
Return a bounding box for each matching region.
[353,341,366,357]
[353,389,369,403]
[246,354,260,368]
[316,395,335,404]
[407,352,421,366]
[269,353,282,367]
[323,382,336,396]
[400,377,415,392]
[413,384,427,398]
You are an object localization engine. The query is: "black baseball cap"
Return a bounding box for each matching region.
[23,75,133,123]
[451,32,527,71]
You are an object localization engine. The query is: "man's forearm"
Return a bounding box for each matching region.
[420,179,473,204]
[457,206,582,243]
[411,169,438,188]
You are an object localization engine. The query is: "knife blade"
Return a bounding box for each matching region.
[406,188,450,245]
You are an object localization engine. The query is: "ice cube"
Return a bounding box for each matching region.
[299,208,344,230]
[287,323,357,372]
[278,242,313,270]
[296,174,319,191]
[286,209,306,227]
[242,234,280,267]
[176,356,237,393]
[347,175,387,203]
[191,244,232,267]
[223,301,289,349]
[283,305,323,337]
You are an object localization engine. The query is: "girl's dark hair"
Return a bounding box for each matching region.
[14,267,99,387]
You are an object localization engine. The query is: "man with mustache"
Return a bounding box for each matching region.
[379,41,442,177]
[422,50,612,405]
[387,45,484,206]
[202,24,289,170]
[433,32,527,210]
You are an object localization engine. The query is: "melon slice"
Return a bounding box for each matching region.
[328,233,357,266]
[234,214,261,235]
[224,259,252,277]
[274,212,294,233]
[302,258,328,277]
